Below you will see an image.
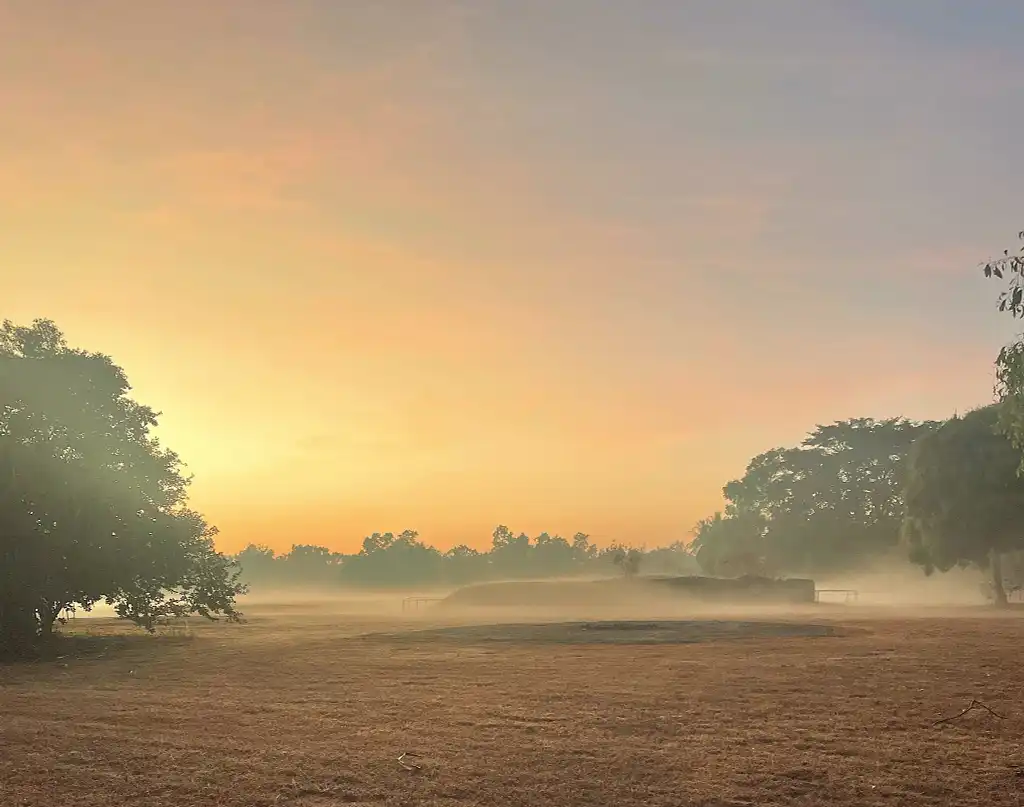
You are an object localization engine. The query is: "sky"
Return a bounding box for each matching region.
[4,1,1024,553]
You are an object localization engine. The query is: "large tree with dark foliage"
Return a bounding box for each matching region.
[691,510,769,577]
[692,418,938,576]
[338,529,444,586]
[0,319,244,654]
[902,405,1024,606]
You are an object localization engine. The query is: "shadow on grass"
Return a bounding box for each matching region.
[1,630,194,666]
[364,619,840,646]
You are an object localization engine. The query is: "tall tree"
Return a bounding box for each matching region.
[642,541,701,576]
[234,544,278,585]
[443,544,489,585]
[691,511,768,577]
[0,319,244,652]
[571,532,597,562]
[693,418,938,576]
[283,544,344,585]
[606,545,643,578]
[902,405,1024,605]
[489,525,533,578]
[532,532,575,576]
[339,529,443,586]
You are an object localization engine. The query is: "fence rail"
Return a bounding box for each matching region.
[814,588,859,604]
[401,597,443,613]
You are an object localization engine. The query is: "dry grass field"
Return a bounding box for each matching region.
[3,595,1024,807]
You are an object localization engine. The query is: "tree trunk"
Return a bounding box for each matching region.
[0,600,40,656]
[991,549,1008,607]
[37,600,63,640]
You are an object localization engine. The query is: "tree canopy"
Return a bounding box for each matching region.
[692,418,938,577]
[0,319,244,654]
[902,405,1024,605]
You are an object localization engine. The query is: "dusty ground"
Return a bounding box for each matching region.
[2,598,1024,807]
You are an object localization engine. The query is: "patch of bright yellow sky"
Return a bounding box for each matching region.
[3,2,1022,552]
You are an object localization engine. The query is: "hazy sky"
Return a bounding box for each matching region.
[4,1,1024,552]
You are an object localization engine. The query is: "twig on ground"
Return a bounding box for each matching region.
[397,751,421,771]
[934,699,1006,726]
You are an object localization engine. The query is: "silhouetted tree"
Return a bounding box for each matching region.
[234,544,278,585]
[0,319,244,653]
[283,543,344,584]
[607,544,643,577]
[571,532,597,563]
[641,541,702,576]
[691,511,768,577]
[489,525,533,578]
[902,405,1024,606]
[692,418,938,576]
[339,529,443,586]
[532,532,575,576]
[443,544,489,585]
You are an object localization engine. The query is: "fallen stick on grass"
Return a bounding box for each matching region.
[397,751,421,771]
[934,699,1006,726]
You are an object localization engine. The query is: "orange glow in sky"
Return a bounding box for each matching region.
[4,2,1022,552]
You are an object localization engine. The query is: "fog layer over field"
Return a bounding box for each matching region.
[219,562,992,629]
[817,563,988,607]
[67,557,991,629]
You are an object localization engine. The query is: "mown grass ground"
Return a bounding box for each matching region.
[2,601,1024,806]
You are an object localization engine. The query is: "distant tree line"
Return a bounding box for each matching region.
[241,402,1024,603]
[231,529,699,589]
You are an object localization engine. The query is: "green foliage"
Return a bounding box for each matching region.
[979,228,1024,485]
[692,418,938,576]
[607,545,643,577]
[691,511,768,577]
[981,230,1024,317]
[0,319,245,654]
[340,529,444,586]
[902,405,1024,604]
[994,338,1024,472]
